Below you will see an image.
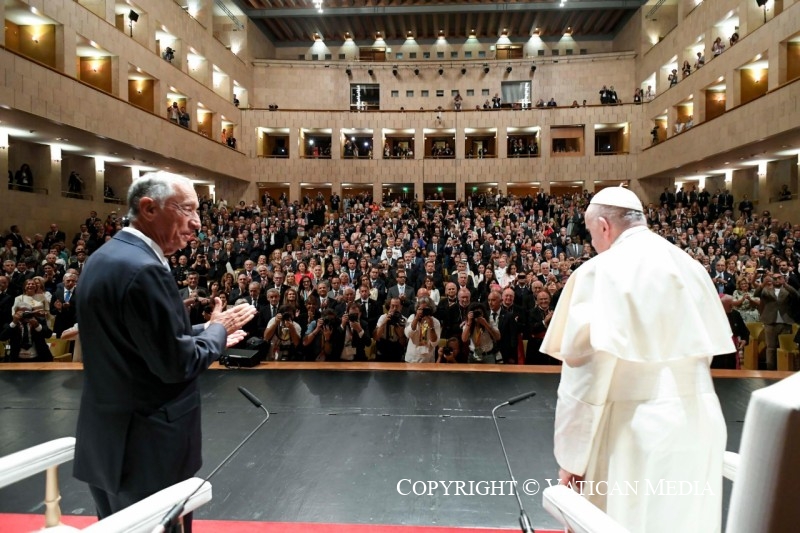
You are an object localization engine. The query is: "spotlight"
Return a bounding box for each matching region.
[414,68,419,76]
[483,64,489,74]
[368,69,374,76]
[438,68,444,76]
[530,65,537,73]
[346,68,352,76]
[128,10,139,22]
[461,68,467,75]
[506,66,512,73]
[393,65,398,76]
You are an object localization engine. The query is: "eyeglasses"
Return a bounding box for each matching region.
[170,202,198,218]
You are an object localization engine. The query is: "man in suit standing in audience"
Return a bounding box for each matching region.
[73,173,256,532]
[755,272,798,370]
[51,271,78,338]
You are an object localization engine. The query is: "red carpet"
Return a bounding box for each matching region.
[1,514,559,532]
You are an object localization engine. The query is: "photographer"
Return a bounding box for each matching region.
[461,301,501,364]
[404,297,441,363]
[263,305,301,361]
[302,309,338,361]
[1,305,53,362]
[373,297,408,362]
[437,337,464,364]
[337,302,369,361]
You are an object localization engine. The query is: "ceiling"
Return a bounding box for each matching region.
[232,0,648,45]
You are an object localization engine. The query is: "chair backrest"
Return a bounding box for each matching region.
[727,372,800,533]
[778,333,796,351]
[0,437,75,490]
[81,477,211,533]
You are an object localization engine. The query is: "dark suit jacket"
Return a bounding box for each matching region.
[496,307,519,364]
[0,291,13,325]
[51,287,77,338]
[73,230,227,495]
[359,299,382,335]
[710,271,735,295]
[0,318,53,362]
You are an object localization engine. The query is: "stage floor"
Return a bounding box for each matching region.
[0,368,777,530]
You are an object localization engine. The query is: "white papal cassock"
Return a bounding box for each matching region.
[541,225,734,533]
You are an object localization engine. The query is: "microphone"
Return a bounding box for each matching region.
[152,387,270,533]
[492,391,537,533]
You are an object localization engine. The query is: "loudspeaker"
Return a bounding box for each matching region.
[756,0,767,6]
[220,348,261,368]
[129,10,139,22]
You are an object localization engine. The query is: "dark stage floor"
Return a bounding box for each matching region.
[0,369,775,530]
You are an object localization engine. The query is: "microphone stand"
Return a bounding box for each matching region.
[492,390,537,533]
[152,387,270,533]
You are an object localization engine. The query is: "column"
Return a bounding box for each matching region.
[726,68,740,110]
[496,129,507,159]
[769,40,787,90]
[584,125,595,157]
[56,26,77,77]
[372,130,381,160]
[0,130,8,181]
[289,179,301,203]
[94,157,105,202]
[454,124,465,160]
[48,150,62,198]
[667,106,678,138]
[111,56,123,99]
[414,129,425,160]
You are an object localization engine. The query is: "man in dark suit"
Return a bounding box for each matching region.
[73,174,256,531]
[496,288,521,364]
[51,271,78,338]
[44,223,67,249]
[0,275,13,326]
[0,304,53,362]
[386,272,415,314]
[710,259,735,295]
[357,284,381,336]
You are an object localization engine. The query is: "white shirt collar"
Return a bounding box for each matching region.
[122,227,170,270]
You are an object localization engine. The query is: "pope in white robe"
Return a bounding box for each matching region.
[541,186,734,533]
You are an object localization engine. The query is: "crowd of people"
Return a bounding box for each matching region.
[2,183,798,367]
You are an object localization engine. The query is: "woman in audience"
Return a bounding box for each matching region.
[283,287,302,318]
[712,37,725,56]
[323,261,338,280]
[732,278,760,323]
[423,276,440,306]
[294,261,309,285]
[299,275,316,303]
[476,268,497,302]
[220,272,235,296]
[681,60,692,78]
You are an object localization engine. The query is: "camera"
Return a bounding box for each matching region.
[21,311,35,320]
[281,312,293,321]
[421,307,433,317]
[348,312,359,322]
[472,309,483,319]
[443,346,454,356]
[388,311,406,326]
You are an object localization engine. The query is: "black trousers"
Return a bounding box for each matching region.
[89,485,192,532]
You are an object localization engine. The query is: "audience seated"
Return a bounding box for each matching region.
[3,185,799,368]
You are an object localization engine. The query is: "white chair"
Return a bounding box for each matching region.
[543,372,800,533]
[0,437,212,532]
[0,437,76,527]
